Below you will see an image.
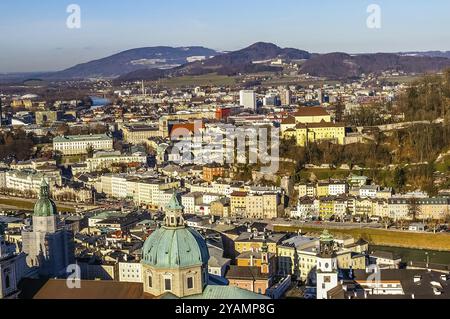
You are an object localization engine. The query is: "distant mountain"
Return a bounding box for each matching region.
[44,46,219,79]
[399,51,450,59]
[118,42,311,81]
[0,72,50,84]
[19,43,450,82]
[197,42,311,67]
[300,52,450,79]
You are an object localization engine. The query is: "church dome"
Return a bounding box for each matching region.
[142,192,209,269]
[142,226,210,269]
[33,180,57,217]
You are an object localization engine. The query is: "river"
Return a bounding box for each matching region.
[90,96,111,110]
[369,245,450,265]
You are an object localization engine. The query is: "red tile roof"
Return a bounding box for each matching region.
[293,107,330,117]
[26,279,154,299]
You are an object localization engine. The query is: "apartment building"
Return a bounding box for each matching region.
[239,90,257,111]
[230,192,281,219]
[245,193,280,220]
[121,124,161,145]
[296,183,316,198]
[277,236,318,276]
[181,192,203,215]
[230,192,247,217]
[86,151,147,172]
[291,122,346,147]
[99,175,180,209]
[5,169,62,195]
[53,133,113,155]
[202,164,226,182]
[388,197,450,220]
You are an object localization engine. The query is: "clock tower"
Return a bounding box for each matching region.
[316,230,338,299]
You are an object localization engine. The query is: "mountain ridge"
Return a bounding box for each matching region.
[44,46,219,79]
[12,43,450,82]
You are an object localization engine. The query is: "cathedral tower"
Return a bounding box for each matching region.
[21,180,75,277]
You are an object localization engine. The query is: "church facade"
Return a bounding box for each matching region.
[0,223,27,298]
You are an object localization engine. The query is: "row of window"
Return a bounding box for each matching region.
[148,275,195,291]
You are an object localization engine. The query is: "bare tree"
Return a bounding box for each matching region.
[408,198,421,221]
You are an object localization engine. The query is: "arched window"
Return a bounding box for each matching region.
[148,274,153,288]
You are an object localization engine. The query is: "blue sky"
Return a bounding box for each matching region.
[0,0,449,72]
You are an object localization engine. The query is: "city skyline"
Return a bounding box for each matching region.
[1,0,450,72]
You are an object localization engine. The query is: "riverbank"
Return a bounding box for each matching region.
[0,197,76,213]
[369,245,450,265]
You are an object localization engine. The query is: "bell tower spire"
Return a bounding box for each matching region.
[39,178,50,199]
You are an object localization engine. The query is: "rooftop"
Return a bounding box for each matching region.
[293,107,330,117]
[20,279,153,299]
[226,265,270,281]
[53,133,112,142]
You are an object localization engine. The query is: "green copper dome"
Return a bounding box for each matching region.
[142,192,209,269]
[33,179,57,217]
[142,226,210,269]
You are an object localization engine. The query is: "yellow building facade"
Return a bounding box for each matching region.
[281,107,346,147]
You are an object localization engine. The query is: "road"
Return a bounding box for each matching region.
[235,217,383,231]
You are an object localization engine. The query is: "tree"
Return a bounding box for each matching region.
[86,145,95,158]
[334,96,344,122]
[394,167,406,191]
[407,198,420,221]
[382,216,391,230]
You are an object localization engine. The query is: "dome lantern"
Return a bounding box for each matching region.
[164,191,185,228]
